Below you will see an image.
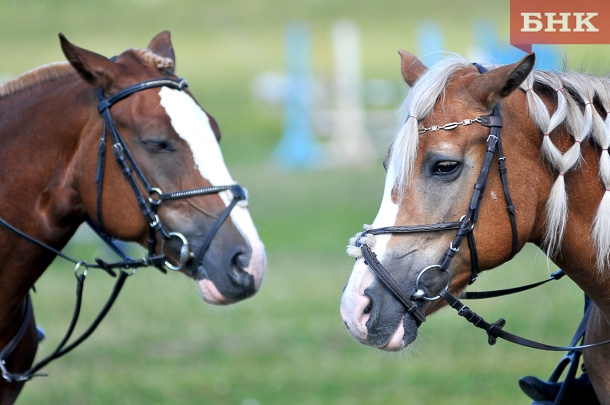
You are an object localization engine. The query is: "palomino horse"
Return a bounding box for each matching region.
[341,50,610,402]
[0,32,266,404]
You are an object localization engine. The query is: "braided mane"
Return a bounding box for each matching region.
[391,56,610,273]
[130,48,174,71]
[522,70,610,271]
[0,48,173,100]
[0,62,74,99]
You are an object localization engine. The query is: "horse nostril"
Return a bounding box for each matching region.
[233,251,249,269]
[229,252,255,292]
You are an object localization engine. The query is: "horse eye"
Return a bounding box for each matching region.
[432,161,460,175]
[142,139,175,152]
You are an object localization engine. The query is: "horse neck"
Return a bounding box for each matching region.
[0,74,96,300]
[504,86,610,313]
[550,133,608,304]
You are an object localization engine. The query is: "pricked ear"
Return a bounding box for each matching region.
[467,53,536,110]
[59,33,119,91]
[147,30,176,71]
[399,50,428,87]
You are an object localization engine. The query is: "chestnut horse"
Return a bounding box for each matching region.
[0,32,266,404]
[341,50,610,402]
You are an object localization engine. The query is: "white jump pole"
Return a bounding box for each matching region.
[328,19,375,165]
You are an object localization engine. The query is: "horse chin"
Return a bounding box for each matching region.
[378,314,419,351]
[341,286,421,351]
[196,278,230,305]
[188,246,266,306]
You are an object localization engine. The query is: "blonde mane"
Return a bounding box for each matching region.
[391,56,610,273]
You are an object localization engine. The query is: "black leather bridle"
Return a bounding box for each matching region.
[95,77,247,274]
[353,63,610,351]
[1,77,248,382]
[355,63,517,325]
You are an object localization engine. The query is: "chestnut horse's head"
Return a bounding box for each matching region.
[341,51,535,350]
[61,32,266,305]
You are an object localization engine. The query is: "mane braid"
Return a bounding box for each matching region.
[0,62,74,99]
[130,48,174,71]
[393,55,610,273]
[520,69,610,271]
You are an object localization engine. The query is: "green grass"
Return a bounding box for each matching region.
[18,164,584,405]
[0,1,601,404]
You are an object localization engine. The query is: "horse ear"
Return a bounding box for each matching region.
[59,33,119,91]
[467,53,536,110]
[147,30,176,70]
[399,50,428,86]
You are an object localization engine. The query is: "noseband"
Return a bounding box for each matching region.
[0,76,249,382]
[353,64,610,353]
[95,77,247,274]
[354,63,518,325]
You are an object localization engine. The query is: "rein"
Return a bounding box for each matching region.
[355,100,513,322]
[1,77,247,382]
[354,63,610,352]
[95,78,247,273]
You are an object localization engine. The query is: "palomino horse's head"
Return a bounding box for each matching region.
[341,51,535,350]
[60,32,266,305]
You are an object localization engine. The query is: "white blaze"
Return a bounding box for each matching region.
[159,87,232,193]
[370,162,400,258]
[158,87,266,295]
[340,162,400,340]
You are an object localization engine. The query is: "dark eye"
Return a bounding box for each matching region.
[142,139,175,152]
[432,161,460,175]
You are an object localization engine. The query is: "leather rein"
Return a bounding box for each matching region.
[355,63,610,351]
[1,77,246,382]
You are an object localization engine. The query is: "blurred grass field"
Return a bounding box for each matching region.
[0,1,606,404]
